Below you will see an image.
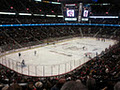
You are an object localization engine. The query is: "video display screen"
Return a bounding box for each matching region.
[83,10,89,18]
[63,4,78,21]
[67,10,75,17]
[81,4,91,21]
[62,3,91,22]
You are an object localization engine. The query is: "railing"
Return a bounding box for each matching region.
[0,37,117,77]
[0,52,96,77]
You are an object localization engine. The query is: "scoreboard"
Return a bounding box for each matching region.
[63,4,79,21]
[82,4,91,21]
[63,3,91,22]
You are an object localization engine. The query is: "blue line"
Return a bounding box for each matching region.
[0,23,120,27]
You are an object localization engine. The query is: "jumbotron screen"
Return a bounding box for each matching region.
[63,3,91,22]
[67,10,75,17]
[81,4,91,21]
[63,4,78,21]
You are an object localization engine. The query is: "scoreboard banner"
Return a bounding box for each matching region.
[83,10,89,17]
[67,10,75,17]
[63,4,78,21]
[62,3,91,22]
[82,4,91,21]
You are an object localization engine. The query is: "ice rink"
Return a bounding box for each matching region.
[0,37,116,77]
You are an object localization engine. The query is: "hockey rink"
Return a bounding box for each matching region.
[0,37,116,76]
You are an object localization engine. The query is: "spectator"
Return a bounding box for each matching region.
[86,74,96,90]
[51,78,66,90]
[61,81,88,90]
[114,82,120,90]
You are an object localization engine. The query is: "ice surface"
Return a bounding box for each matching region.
[0,37,116,77]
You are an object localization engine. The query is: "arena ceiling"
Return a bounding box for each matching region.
[47,0,120,3]
[46,0,120,7]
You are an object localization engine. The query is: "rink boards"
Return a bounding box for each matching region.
[0,37,116,77]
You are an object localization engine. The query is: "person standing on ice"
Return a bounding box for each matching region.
[34,51,36,56]
[18,53,21,57]
[85,53,87,57]
[21,59,25,67]
[83,46,85,50]
[96,52,98,56]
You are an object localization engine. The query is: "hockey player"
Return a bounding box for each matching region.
[85,53,87,57]
[83,46,85,50]
[18,53,21,57]
[34,51,36,56]
[21,59,25,67]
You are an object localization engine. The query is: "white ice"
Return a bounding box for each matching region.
[0,37,116,77]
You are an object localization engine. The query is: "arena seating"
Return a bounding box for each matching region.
[0,0,120,90]
[0,25,120,90]
[0,0,61,14]
[0,40,120,90]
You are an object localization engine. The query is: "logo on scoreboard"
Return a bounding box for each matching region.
[83,10,88,18]
[67,10,75,17]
